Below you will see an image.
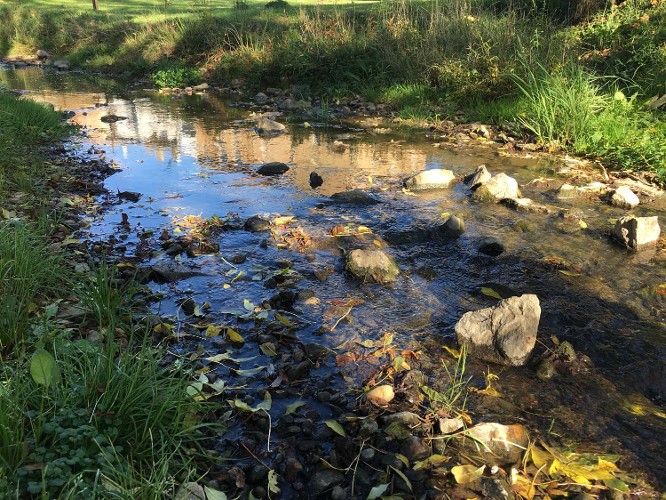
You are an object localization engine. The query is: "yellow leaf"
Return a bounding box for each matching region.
[451,465,485,484]
[443,346,461,359]
[548,458,560,476]
[530,445,551,469]
[324,419,346,437]
[579,220,588,229]
[206,324,223,338]
[223,283,231,289]
[598,458,619,472]
[154,323,174,334]
[227,327,245,344]
[275,313,294,328]
[272,215,295,226]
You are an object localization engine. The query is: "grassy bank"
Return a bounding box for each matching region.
[0,91,222,497]
[0,0,664,182]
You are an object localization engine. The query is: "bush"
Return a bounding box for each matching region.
[150,65,202,88]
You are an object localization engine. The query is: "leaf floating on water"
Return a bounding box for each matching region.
[256,392,272,412]
[325,419,346,436]
[480,286,502,299]
[451,464,485,484]
[234,366,264,377]
[243,299,255,311]
[579,219,588,229]
[260,343,277,356]
[275,313,294,328]
[206,324,223,338]
[285,400,306,414]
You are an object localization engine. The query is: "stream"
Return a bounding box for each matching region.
[2,66,665,495]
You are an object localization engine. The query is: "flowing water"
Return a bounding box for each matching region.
[3,67,666,490]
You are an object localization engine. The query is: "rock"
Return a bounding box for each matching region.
[455,294,541,366]
[331,140,348,152]
[148,263,209,283]
[346,249,400,284]
[360,448,375,461]
[440,215,465,237]
[255,116,285,135]
[473,173,520,202]
[100,115,127,123]
[556,181,607,200]
[478,237,505,257]
[330,486,347,500]
[285,457,303,482]
[472,123,491,138]
[400,436,431,463]
[230,78,243,89]
[610,185,640,209]
[36,49,49,59]
[280,97,311,111]
[404,169,456,190]
[612,215,661,249]
[257,161,289,176]
[192,82,209,91]
[438,417,464,434]
[285,360,311,381]
[254,92,268,102]
[244,215,271,232]
[308,470,345,496]
[366,385,395,406]
[359,418,379,438]
[53,60,70,70]
[309,171,323,188]
[460,423,529,465]
[464,164,491,190]
[480,476,513,500]
[500,197,551,214]
[536,359,557,380]
[330,189,380,205]
[117,190,141,202]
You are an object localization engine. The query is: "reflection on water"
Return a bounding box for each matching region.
[3,66,666,488]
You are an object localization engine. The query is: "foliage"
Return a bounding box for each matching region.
[150,65,202,88]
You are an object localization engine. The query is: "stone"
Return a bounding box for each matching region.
[473,173,520,202]
[438,417,464,434]
[308,470,345,496]
[365,385,395,406]
[480,476,513,500]
[610,185,640,209]
[118,190,141,202]
[309,171,323,188]
[100,115,127,123]
[148,263,209,283]
[331,486,347,500]
[556,181,607,200]
[255,116,285,135]
[464,164,491,190]
[280,97,311,111]
[174,482,206,500]
[257,161,289,176]
[346,249,400,284]
[359,418,379,438]
[192,82,209,91]
[440,215,465,237]
[330,189,380,205]
[380,411,423,428]
[478,237,505,257]
[460,423,529,465]
[612,215,661,249]
[53,60,70,70]
[244,215,271,232]
[404,169,456,190]
[400,436,431,463]
[254,92,268,102]
[455,294,541,366]
[230,78,243,89]
[36,49,49,59]
[500,197,551,214]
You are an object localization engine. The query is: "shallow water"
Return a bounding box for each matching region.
[3,66,665,489]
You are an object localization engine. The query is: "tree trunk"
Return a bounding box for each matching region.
[92,0,98,10]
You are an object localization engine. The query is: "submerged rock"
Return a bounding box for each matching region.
[244,215,271,232]
[500,197,551,214]
[330,189,380,205]
[309,171,323,188]
[455,294,541,366]
[148,262,209,283]
[100,114,127,123]
[255,116,285,135]
[478,237,505,257]
[346,249,399,284]
[36,49,49,59]
[400,436,431,462]
[464,164,491,190]
[257,161,289,176]
[473,173,520,202]
[612,215,661,249]
[610,185,640,209]
[460,423,529,465]
[404,168,456,190]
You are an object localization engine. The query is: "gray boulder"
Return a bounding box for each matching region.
[36,49,49,59]
[404,169,456,190]
[330,189,380,205]
[255,116,285,135]
[346,249,399,284]
[610,185,640,209]
[612,215,661,249]
[257,161,289,176]
[500,197,551,214]
[464,164,491,190]
[53,60,70,70]
[473,173,520,202]
[455,294,541,366]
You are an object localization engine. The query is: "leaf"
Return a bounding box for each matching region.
[389,466,412,491]
[243,299,255,311]
[451,464,484,484]
[285,400,306,414]
[272,216,295,226]
[234,366,264,377]
[260,343,277,356]
[366,483,389,500]
[443,346,461,359]
[205,353,233,363]
[227,327,245,344]
[558,269,581,277]
[325,419,346,437]
[204,486,228,500]
[256,392,272,412]
[267,470,280,495]
[480,287,502,299]
[229,399,254,412]
[603,478,629,492]
[275,313,294,328]
[206,324,224,338]
[579,219,588,229]
[30,349,60,388]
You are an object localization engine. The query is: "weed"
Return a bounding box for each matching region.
[150,65,202,88]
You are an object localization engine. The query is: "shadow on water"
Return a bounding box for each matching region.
[3,66,665,489]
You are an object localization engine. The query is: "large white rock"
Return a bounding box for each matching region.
[346,249,399,284]
[255,116,285,134]
[473,173,520,202]
[612,215,661,249]
[610,185,640,209]
[464,164,491,190]
[455,294,541,366]
[404,169,456,190]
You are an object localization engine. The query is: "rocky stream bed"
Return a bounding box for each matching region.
[1,63,665,499]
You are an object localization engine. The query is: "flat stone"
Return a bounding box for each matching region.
[330,189,380,205]
[439,417,464,434]
[612,215,661,249]
[610,185,640,209]
[500,197,551,214]
[148,263,209,283]
[53,60,70,70]
[404,169,456,190]
[255,116,285,134]
[455,294,541,366]
[380,411,423,428]
[346,249,399,284]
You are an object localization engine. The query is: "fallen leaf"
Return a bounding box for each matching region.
[451,464,485,484]
[325,419,346,436]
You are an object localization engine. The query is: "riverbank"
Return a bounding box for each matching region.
[1,0,665,184]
